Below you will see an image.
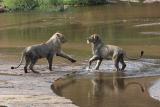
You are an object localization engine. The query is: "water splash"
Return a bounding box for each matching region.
[83,59,160,77]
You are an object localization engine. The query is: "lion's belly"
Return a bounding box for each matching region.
[26,45,54,58]
[99,48,112,59]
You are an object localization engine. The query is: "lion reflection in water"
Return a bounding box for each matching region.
[91,72,145,96]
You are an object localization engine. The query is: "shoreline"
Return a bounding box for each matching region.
[0,63,79,107]
[0,58,160,106]
[0,1,160,13]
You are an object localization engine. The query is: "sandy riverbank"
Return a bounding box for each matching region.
[0,63,81,107]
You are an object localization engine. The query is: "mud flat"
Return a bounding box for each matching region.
[0,62,79,107]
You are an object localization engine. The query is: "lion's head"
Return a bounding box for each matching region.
[87,34,101,44]
[47,32,66,44]
[55,32,66,43]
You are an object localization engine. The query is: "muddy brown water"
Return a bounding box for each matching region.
[52,72,160,107]
[0,3,160,107]
[0,4,160,63]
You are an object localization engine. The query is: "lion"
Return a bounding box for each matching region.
[87,34,144,71]
[11,32,76,73]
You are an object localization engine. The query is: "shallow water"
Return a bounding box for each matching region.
[52,72,160,107]
[0,4,160,63]
[50,58,160,107]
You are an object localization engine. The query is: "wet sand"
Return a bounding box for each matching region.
[0,62,79,107]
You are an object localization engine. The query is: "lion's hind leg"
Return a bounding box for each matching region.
[47,55,53,71]
[29,58,39,74]
[113,53,120,71]
[24,55,31,73]
[119,54,126,71]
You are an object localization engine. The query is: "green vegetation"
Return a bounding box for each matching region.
[2,0,107,11]
[3,0,38,10]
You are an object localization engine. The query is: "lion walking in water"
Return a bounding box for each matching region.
[87,34,144,71]
[11,32,76,73]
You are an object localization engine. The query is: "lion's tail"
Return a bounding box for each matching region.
[125,82,145,92]
[11,52,25,69]
[124,51,144,60]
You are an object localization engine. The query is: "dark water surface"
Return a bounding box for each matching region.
[52,72,160,107]
[0,4,160,63]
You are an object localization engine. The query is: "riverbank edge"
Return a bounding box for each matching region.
[0,63,79,107]
[1,0,160,13]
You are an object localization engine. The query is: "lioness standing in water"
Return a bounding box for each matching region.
[87,34,144,71]
[11,32,76,73]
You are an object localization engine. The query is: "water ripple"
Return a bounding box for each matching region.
[83,58,160,77]
[135,22,160,27]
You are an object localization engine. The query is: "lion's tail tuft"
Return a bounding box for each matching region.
[11,66,15,69]
[125,50,144,60]
[11,51,25,70]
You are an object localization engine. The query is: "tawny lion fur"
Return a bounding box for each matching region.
[87,34,144,71]
[11,32,76,73]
